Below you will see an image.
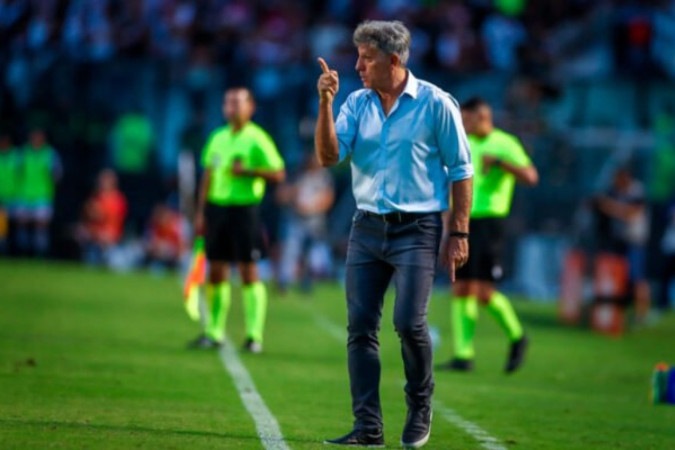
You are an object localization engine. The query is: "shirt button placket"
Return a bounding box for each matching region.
[380,121,388,213]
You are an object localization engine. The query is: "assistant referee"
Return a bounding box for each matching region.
[437,97,539,373]
[190,87,285,353]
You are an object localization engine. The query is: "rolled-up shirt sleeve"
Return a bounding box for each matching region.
[435,94,473,182]
[335,94,358,162]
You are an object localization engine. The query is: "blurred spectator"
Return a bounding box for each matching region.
[15,128,62,257]
[649,105,675,310]
[245,3,305,68]
[276,153,335,292]
[115,0,151,58]
[109,111,154,177]
[144,202,187,270]
[308,17,351,62]
[595,167,651,322]
[651,0,675,78]
[0,132,20,254]
[177,111,207,221]
[61,0,116,61]
[545,3,614,81]
[147,0,192,60]
[26,0,59,54]
[481,11,526,72]
[660,204,675,310]
[75,169,127,266]
[613,0,654,77]
[435,2,483,72]
[109,110,158,235]
[495,0,527,17]
[185,44,216,111]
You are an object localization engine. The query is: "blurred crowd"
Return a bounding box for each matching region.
[2,0,675,79]
[0,128,61,257]
[1,0,675,309]
[0,127,188,271]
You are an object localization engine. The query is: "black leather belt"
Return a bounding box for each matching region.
[361,210,431,224]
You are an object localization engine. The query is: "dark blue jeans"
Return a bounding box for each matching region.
[345,210,442,431]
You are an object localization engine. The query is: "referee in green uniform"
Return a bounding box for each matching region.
[437,97,538,373]
[0,132,20,254]
[191,87,285,352]
[16,129,62,257]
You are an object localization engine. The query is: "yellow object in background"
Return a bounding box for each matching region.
[184,284,201,322]
[183,237,206,322]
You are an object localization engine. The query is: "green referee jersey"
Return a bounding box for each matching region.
[469,128,532,218]
[21,146,59,203]
[0,148,20,204]
[201,122,284,206]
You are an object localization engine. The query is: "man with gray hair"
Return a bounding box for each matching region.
[316,20,473,448]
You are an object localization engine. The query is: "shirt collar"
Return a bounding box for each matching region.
[402,70,419,99]
[366,70,419,100]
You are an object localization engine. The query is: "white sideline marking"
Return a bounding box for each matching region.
[219,338,291,450]
[312,311,347,342]
[434,402,507,450]
[309,309,507,450]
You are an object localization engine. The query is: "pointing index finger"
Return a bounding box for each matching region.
[317,57,330,74]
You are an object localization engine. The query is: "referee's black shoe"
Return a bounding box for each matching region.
[435,358,474,372]
[243,338,263,354]
[186,334,222,349]
[505,336,528,373]
[324,428,384,447]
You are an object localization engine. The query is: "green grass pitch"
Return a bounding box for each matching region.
[1,260,674,449]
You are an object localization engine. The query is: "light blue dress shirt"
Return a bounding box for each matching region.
[335,71,473,214]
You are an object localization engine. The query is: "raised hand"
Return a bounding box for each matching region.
[317,57,339,102]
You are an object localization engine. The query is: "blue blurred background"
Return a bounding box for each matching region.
[1,0,674,313]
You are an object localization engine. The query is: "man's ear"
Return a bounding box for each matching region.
[390,53,400,67]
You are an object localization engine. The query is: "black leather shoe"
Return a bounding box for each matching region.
[324,429,384,447]
[505,336,528,373]
[435,358,474,372]
[401,406,432,449]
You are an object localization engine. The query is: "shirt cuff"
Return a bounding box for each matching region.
[447,164,474,182]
